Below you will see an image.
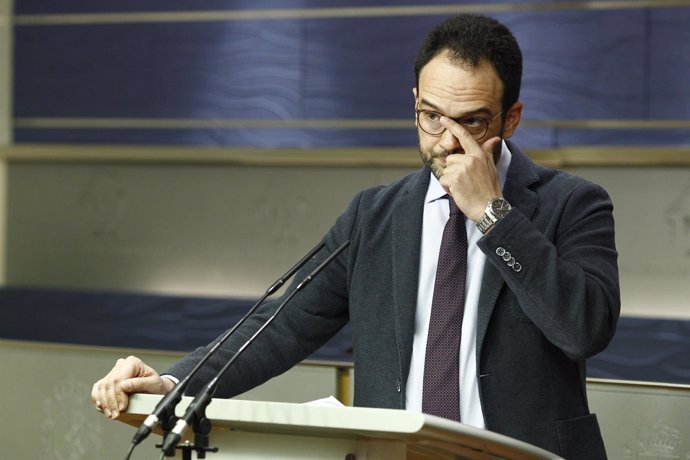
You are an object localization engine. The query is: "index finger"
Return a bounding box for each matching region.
[440,116,502,160]
[439,116,483,154]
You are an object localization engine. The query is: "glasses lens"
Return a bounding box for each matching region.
[418,111,443,135]
[461,118,489,138]
[417,111,499,139]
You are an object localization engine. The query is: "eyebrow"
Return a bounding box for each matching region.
[417,98,494,118]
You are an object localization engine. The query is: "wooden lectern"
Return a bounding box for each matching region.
[120,394,562,459]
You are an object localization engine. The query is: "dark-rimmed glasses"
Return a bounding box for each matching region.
[416,109,503,139]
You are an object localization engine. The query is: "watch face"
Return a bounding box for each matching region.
[491,198,511,218]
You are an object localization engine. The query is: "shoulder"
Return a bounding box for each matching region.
[536,165,611,203]
[329,168,428,239]
[354,168,429,212]
[508,142,610,199]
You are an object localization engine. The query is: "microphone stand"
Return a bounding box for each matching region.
[125,240,326,459]
[160,240,350,458]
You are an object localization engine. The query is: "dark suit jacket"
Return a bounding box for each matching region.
[166,142,620,459]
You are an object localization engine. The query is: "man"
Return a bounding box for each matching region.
[92,14,619,459]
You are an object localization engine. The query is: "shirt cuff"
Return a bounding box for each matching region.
[160,374,179,385]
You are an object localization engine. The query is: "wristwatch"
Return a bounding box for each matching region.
[476,197,512,234]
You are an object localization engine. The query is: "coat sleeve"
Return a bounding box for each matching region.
[162,192,364,397]
[477,179,620,361]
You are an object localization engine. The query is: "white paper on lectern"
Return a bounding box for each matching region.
[304,395,345,408]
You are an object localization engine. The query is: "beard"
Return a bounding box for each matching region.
[417,125,504,180]
[418,145,449,180]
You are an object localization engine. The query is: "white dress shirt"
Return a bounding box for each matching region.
[405,141,512,428]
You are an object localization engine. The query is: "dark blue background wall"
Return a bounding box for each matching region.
[13,1,690,148]
[1,287,688,384]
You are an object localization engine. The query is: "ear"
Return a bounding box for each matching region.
[502,101,523,139]
[412,87,419,124]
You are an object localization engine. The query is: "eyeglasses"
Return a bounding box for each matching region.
[415,109,503,139]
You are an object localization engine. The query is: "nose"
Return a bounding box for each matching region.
[438,128,462,154]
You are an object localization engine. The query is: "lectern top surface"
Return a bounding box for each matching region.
[121,394,562,460]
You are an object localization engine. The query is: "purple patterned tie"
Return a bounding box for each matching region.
[422,196,467,421]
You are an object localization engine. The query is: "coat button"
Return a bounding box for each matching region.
[513,262,522,272]
[496,247,506,256]
[396,380,401,392]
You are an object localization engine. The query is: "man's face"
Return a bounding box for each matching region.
[414,51,519,179]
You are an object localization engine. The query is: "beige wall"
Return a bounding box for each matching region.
[4,161,414,296]
[587,379,690,459]
[0,0,11,285]
[2,340,688,460]
[4,160,689,319]
[569,166,690,319]
[0,339,340,460]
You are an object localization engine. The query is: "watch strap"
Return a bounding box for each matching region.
[476,213,496,234]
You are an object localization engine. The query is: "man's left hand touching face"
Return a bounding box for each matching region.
[437,115,503,222]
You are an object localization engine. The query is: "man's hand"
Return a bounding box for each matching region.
[438,115,503,222]
[91,356,175,419]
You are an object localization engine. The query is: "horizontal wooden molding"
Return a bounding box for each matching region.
[2,144,689,167]
[527,146,690,167]
[13,118,414,130]
[0,144,422,167]
[0,338,352,368]
[13,117,690,130]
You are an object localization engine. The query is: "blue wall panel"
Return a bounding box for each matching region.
[14,21,304,119]
[13,3,690,147]
[12,127,420,147]
[649,8,690,119]
[555,129,690,146]
[302,16,421,119]
[0,288,687,383]
[513,10,647,120]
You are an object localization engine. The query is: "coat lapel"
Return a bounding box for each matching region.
[391,169,429,381]
[476,142,541,355]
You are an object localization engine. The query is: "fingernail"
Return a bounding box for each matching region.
[104,408,111,417]
[112,410,119,419]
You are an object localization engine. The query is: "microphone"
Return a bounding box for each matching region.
[126,240,326,453]
[160,240,350,456]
